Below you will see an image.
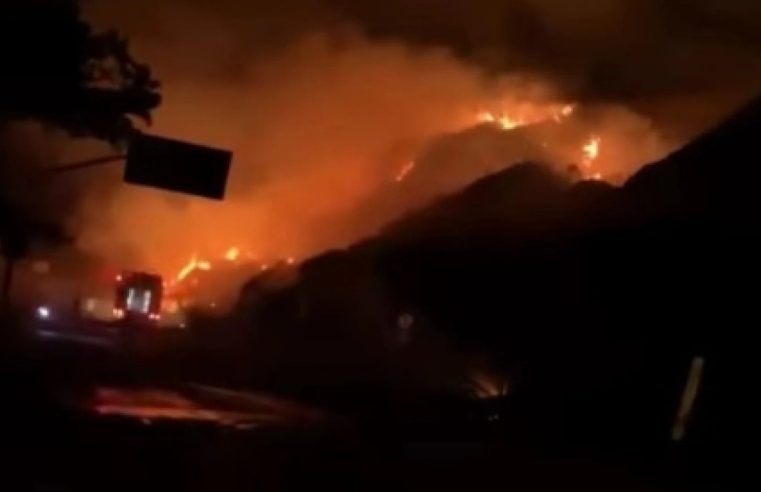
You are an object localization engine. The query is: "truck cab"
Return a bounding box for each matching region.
[114,271,163,324]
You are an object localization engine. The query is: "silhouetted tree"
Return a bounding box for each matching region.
[0,0,161,306]
[0,0,160,142]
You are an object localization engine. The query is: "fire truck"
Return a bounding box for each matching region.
[113,271,163,324]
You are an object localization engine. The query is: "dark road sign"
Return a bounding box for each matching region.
[125,134,232,200]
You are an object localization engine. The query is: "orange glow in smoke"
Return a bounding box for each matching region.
[177,255,212,282]
[583,136,601,165]
[225,247,240,262]
[553,104,576,122]
[119,93,627,289]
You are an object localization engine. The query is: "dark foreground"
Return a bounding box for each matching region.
[0,324,740,492]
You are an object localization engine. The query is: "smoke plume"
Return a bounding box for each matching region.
[46,0,758,282]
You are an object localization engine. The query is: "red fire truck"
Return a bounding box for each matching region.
[114,271,163,324]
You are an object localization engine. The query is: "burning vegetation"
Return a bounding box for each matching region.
[27,7,681,301]
[3,1,760,314]
[12,1,695,308]
[63,85,653,301]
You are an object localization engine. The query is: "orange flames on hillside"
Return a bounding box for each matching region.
[582,135,603,180]
[176,255,212,282]
[163,100,612,286]
[477,111,526,130]
[476,102,575,131]
[65,20,673,300]
[395,101,581,184]
[583,136,601,163]
[171,245,297,290]
[392,102,607,184]
[167,101,605,282]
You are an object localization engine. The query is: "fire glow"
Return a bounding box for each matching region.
[68,20,671,294]
[172,105,607,287]
[175,105,607,283]
[583,136,601,165]
[395,161,416,183]
[175,247,241,284]
[225,247,240,262]
[581,135,603,180]
[477,111,525,131]
[171,246,297,292]
[476,102,575,131]
[176,254,213,282]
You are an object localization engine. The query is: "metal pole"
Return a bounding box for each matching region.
[46,154,126,174]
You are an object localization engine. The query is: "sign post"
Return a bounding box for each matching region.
[125,133,232,200]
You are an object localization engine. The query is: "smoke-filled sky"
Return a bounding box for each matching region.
[53,0,761,277]
[85,0,761,132]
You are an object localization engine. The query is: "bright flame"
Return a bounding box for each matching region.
[583,136,601,166]
[580,135,604,181]
[395,161,416,182]
[477,102,574,130]
[477,111,496,124]
[225,247,240,262]
[177,255,212,282]
[497,115,524,131]
[477,111,524,130]
[177,256,198,282]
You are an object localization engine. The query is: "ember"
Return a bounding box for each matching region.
[395,161,416,182]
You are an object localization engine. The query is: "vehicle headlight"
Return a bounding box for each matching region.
[36,306,52,320]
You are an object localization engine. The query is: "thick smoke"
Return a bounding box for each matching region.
[50,0,756,281]
[330,0,761,136]
[68,30,570,273]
